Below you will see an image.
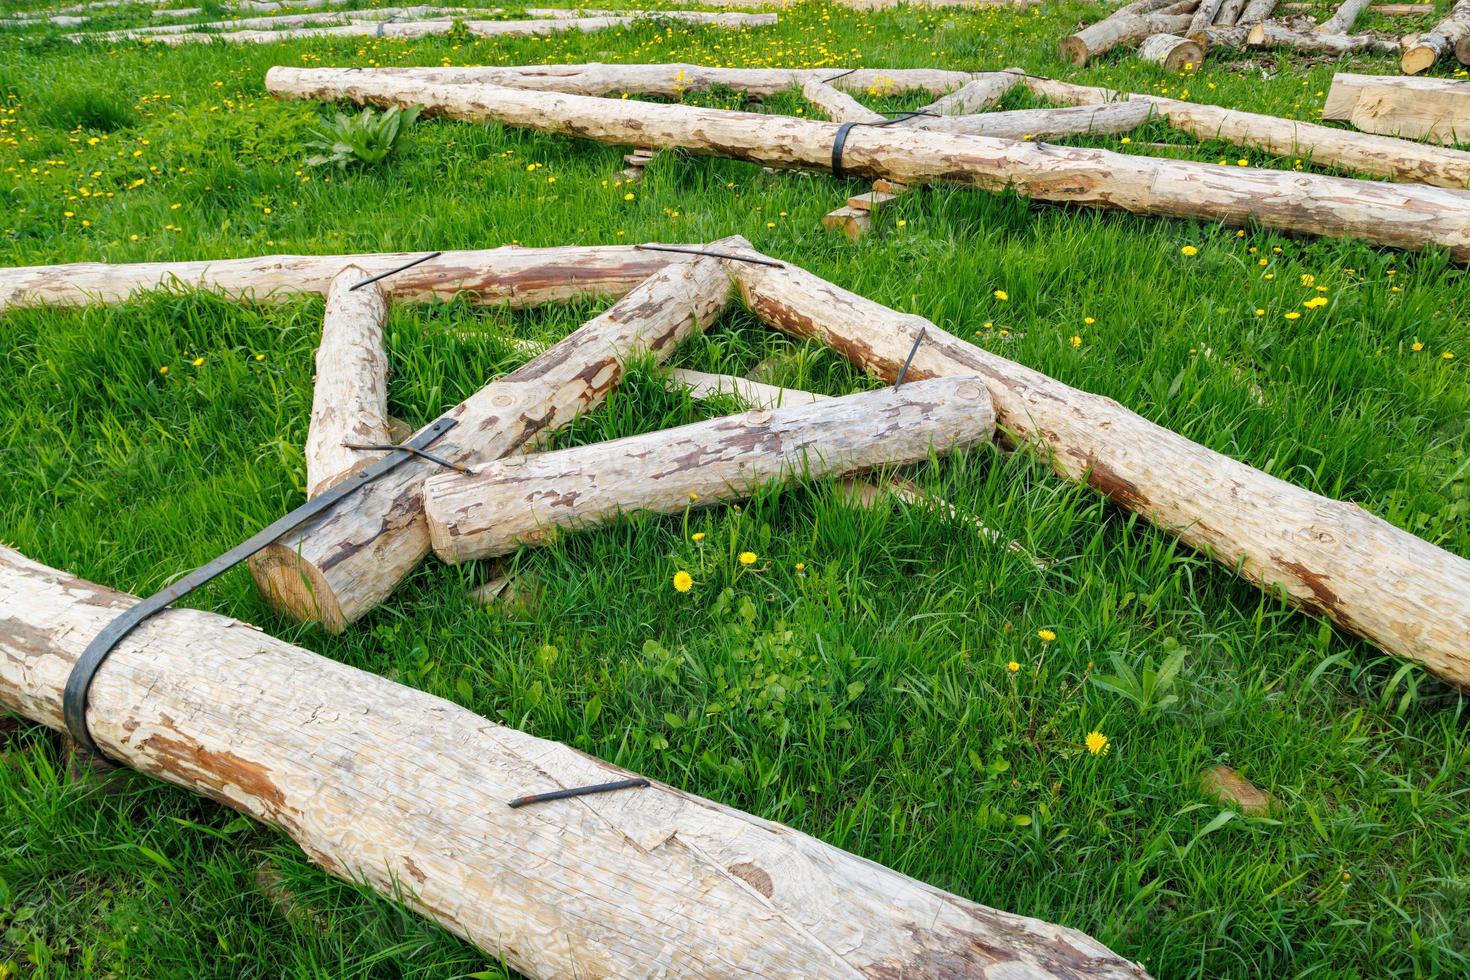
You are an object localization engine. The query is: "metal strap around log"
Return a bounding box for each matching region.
[830,112,936,179]
[62,417,459,757]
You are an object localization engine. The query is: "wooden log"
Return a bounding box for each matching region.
[267,69,1470,258]
[919,101,1157,139]
[665,367,826,407]
[0,244,692,313]
[1283,2,1432,11]
[1236,0,1281,21]
[1316,0,1374,32]
[248,247,736,632]
[1138,32,1207,68]
[727,251,1470,691]
[423,377,996,562]
[0,547,1148,979]
[821,205,872,240]
[79,4,464,37]
[1244,21,1400,52]
[295,63,976,98]
[1213,0,1248,26]
[910,68,1025,116]
[1059,1,1198,65]
[1401,0,1470,72]
[1025,75,1470,188]
[95,12,777,44]
[800,78,885,123]
[1325,73,1470,144]
[305,267,392,499]
[1188,0,1226,35]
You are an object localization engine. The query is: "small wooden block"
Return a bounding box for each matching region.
[821,206,871,241]
[871,178,909,195]
[847,190,899,212]
[624,151,656,166]
[1200,765,1276,816]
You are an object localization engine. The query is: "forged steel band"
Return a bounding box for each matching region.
[61,416,460,757]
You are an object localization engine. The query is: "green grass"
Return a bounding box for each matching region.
[2,1,1469,977]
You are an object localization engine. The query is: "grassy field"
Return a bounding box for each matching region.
[2,1,1469,976]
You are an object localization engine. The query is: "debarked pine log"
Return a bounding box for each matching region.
[1324,73,1470,145]
[918,101,1158,140]
[305,266,391,498]
[1023,75,1470,188]
[1315,0,1375,34]
[1137,32,1206,69]
[262,62,982,98]
[0,244,692,312]
[0,547,1150,979]
[800,78,886,123]
[727,252,1470,690]
[266,69,1470,258]
[422,377,995,562]
[1242,22,1400,53]
[90,12,777,44]
[248,247,736,632]
[1059,2,1198,65]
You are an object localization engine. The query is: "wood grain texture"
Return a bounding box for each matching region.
[1026,75,1470,188]
[1243,22,1400,53]
[249,246,737,632]
[727,251,1470,690]
[0,547,1148,980]
[1324,73,1470,144]
[423,377,996,562]
[1138,32,1206,69]
[305,266,391,499]
[919,101,1157,139]
[1059,8,1196,65]
[0,244,693,312]
[1316,0,1374,33]
[800,78,886,123]
[910,69,1024,116]
[267,69,1470,258]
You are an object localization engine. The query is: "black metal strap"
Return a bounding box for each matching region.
[61,417,459,758]
[894,327,927,388]
[508,777,649,809]
[830,112,935,180]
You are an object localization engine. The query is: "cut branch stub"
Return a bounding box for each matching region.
[306,265,392,498]
[422,377,996,562]
[248,245,737,631]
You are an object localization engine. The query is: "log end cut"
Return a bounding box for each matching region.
[1401,43,1439,73]
[1059,35,1091,65]
[247,546,348,634]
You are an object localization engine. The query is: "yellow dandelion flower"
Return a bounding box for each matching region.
[1284,311,1301,320]
[158,365,169,375]
[1255,309,1265,316]
[1411,341,1424,352]
[1180,245,1198,256]
[1007,660,1020,673]
[795,562,806,571]
[1304,297,1328,309]
[691,532,705,542]
[623,192,635,201]
[255,353,265,361]
[673,570,693,593]
[1085,731,1110,756]
[1070,335,1082,348]
[1444,351,1456,360]
[192,356,205,366]
[1037,628,1056,642]
[1300,274,1315,286]
[738,551,757,565]
[993,289,1009,301]
[1083,316,1095,325]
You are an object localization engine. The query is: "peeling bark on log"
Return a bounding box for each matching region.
[290,62,977,98]
[89,12,777,44]
[1025,75,1470,188]
[1316,0,1374,33]
[800,78,886,123]
[423,378,996,562]
[1059,3,1198,65]
[0,245,695,313]
[305,267,392,499]
[918,102,1157,139]
[268,69,1470,258]
[0,547,1149,979]
[727,251,1470,690]
[1237,0,1281,22]
[1243,22,1400,53]
[1401,0,1470,71]
[1138,32,1207,69]
[248,248,736,632]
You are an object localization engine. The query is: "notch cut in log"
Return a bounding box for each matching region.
[306,266,392,498]
[1024,75,1470,189]
[725,249,1470,691]
[0,547,1148,979]
[422,377,996,562]
[1401,0,1470,72]
[0,244,696,313]
[249,245,737,632]
[266,69,1470,258]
